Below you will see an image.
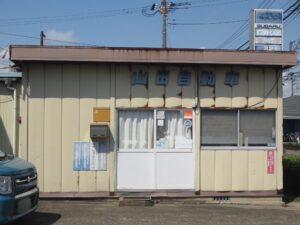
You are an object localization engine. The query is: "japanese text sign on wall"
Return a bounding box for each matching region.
[177,70,191,86]
[267,150,275,174]
[199,71,215,86]
[156,70,169,86]
[225,71,239,87]
[132,70,148,85]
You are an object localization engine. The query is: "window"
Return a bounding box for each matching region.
[118,109,193,150]
[201,110,237,146]
[156,110,193,149]
[201,110,276,147]
[240,111,275,147]
[118,110,154,149]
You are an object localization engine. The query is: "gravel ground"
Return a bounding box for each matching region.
[10,200,300,225]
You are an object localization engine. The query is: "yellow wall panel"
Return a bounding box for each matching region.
[116,65,131,108]
[61,64,80,192]
[232,67,248,108]
[28,63,45,191]
[96,64,110,108]
[79,64,97,192]
[276,78,283,190]
[131,85,148,107]
[200,150,215,191]
[214,150,232,191]
[19,64,28,159]
[96,65,111,191]
[0,84,13,155]
[215,67,231,108]
[44,64,62,192]
[182,67,196,108]
[108,65,116,192]
[248,67,264,108]
[148,66,164,107]
[199,86,215,107]
[131,65,148,107]
[231,151,248,191]
[165,66,181,107]
[264,68,278,109]
[199,67,215,108]
[248,150,264,190]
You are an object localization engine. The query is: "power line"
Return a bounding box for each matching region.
[0,5,150,27]
[142,0,250,48]
[237,0,300,50]
[169,19,248,25]
[0,31,97,46]
[217,0,276,49]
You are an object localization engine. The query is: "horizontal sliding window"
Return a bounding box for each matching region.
[201,110,237,146]
[240,111,276,147]
[201,109,276,148]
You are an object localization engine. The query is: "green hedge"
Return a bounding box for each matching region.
[283,155,300,195]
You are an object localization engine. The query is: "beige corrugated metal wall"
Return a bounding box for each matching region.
[0,83,13,154]
[19,63,282,193]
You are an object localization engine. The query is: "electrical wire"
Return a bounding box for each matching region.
[186,0,249,9]
[236,0,300,50]
[169,19,248,25]
[217,0,276,49]
[0,5,151,27]
[0,31,97,46]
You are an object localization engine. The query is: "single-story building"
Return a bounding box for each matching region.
[3,45,297,198]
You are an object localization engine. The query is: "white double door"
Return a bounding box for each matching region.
[116,109,195,190]
[117,150,195,190]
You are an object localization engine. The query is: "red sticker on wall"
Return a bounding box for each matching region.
[183,110,192,119]
[267,150,275,174]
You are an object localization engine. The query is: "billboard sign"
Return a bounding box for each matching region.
[250,9,283,51]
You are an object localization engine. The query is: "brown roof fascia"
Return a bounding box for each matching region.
[9,45,297,68]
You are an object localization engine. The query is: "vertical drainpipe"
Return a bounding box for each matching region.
[6,84,17,156]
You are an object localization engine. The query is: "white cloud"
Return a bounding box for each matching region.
[45,29,77,43]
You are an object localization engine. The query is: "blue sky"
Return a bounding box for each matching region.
[0,0,299,50]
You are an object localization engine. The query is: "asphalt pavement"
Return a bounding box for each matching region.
[10,200,300,225]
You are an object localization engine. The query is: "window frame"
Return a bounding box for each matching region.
[117,108,195,153]
[201,109,277,150]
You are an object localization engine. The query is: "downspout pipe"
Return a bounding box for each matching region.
[6,83,17,156]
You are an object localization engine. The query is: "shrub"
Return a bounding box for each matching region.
[283,155,300,196]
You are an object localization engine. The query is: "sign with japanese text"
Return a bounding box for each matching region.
[267,150,275,174]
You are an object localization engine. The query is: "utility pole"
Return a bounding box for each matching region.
[142,0,190,48]
[161,0,168,48]
[40,31,46,46]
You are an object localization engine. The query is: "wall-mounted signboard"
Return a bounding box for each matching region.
[73,141,107,171]
[250,9,283,51]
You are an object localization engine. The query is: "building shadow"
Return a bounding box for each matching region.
[10,212,61,225]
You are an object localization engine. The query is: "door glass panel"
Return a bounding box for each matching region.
[118,110,154,149]
[156,110,193,149]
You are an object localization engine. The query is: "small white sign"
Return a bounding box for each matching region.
[184,119,192,128]
[255,29,282,36]
[156,111,165,120]
[255,37,282,45]
[157,119,164,126]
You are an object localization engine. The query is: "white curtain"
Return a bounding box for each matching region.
[119,111,154,149]
[158,111,192,149]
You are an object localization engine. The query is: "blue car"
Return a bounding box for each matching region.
[0,150,38,224]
